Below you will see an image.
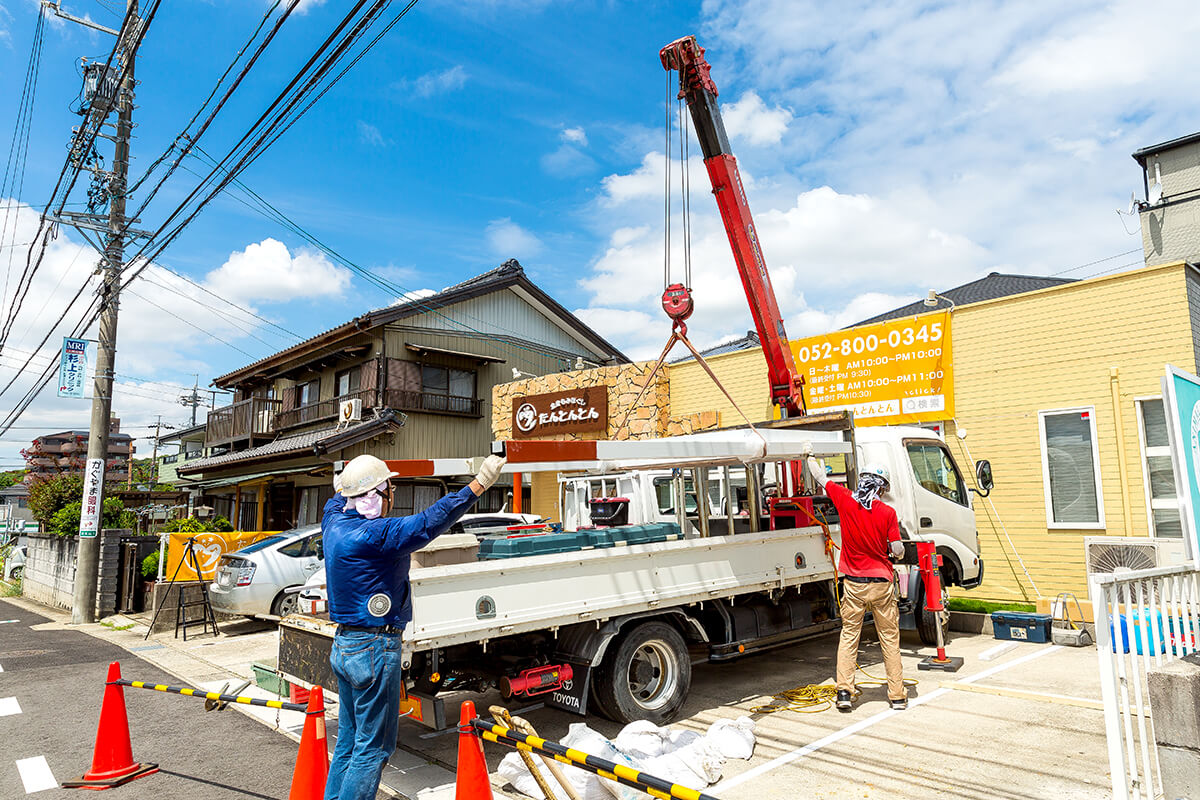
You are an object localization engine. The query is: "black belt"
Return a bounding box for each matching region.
[843,575,891,584]
[336,624,402,635]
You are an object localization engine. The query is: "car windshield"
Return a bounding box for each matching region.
[234,535,289,554]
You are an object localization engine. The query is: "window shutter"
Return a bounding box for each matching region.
[360,359,377,406]
[387,358,420,391]
[280,386,297,412]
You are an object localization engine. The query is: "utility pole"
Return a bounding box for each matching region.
[148,415,173,484]
[179,376,205,427]
[69,0,138,625]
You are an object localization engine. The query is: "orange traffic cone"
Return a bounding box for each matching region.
[62,662,158,790]
[287,686,329,800]
[455,701,494,799]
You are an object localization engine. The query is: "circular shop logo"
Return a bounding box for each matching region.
[515,402,538,433]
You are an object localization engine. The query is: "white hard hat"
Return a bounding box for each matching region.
[337,455,398,497]
[861,462,891,489]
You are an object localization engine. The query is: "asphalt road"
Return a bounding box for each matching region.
[0,598,303,799]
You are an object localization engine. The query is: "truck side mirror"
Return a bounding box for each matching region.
[974,460,994,494]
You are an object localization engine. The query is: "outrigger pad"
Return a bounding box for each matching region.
[917,656,964,672]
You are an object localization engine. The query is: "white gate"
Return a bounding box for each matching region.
[1091,564,1200,800]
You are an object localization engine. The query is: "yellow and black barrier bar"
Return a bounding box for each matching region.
[471,719,718,800]
[112,679,308,713]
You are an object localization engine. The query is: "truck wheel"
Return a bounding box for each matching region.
[916,575,950,646]
[592,621,691,725]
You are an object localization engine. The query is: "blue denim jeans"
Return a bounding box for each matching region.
[324,629,403,800]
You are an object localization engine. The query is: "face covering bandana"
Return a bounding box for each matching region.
[344,482,388,519]
[852,473,888,510]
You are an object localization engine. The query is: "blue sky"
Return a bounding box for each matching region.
[0,0,1198,464]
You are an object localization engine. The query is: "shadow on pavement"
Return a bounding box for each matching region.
[158,769,282,800]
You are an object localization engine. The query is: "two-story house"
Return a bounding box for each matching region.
[177,260,626,531]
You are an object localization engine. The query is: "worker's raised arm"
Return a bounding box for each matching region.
[803,441,830,490]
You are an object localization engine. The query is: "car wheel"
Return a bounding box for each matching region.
[271,590,299,618]
[9,566,21,581]
[592,621,691,725]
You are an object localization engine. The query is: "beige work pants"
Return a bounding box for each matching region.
[835,579,905,701]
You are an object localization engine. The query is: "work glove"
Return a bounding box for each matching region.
[800,441,813,457]
[475,455,506,491]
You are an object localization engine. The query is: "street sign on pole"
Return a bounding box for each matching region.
[57,337,89,398]
[80,458,104,539]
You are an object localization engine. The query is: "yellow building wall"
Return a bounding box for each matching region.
[946,262,1196,601]
[530,471,560,521]
[666,347,773,426]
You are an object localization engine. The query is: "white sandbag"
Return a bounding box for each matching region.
[664,727,702,752]
[671,737,726,785]
[561,725,643,800]
[498,748,611,800]
[705,715,757,760]
[498,751,548,800]
[639,751,703,789]
[614,720,671,760]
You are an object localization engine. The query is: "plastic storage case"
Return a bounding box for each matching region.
[991,611,1052,643]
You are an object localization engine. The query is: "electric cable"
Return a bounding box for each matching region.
[122,288,256,358]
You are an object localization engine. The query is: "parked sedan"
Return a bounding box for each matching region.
[208,526,322,619]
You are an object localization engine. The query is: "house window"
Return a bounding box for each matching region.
[296,485,335,526]
[906,442,967,506]
[1038,407,1104,529]
[335,367,360,398]
[297,379,319,407]
[1138,398,1182,538]
[420,365,476,413]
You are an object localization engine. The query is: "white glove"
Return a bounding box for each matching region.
[889,540,906,560]
[475,455,506,490]
[800,441,813,457]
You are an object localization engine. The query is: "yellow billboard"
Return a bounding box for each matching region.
[789,311,954,426]
[164,531,281,582]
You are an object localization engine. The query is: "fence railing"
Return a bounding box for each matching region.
[274,388,376,431]
[205,397,281,449]
[384,389,482,417]
[1091,563,1200,800]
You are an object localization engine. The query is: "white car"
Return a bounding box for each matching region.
[296,513,544,615]
[3,545,25,581]
[208,526,323,619]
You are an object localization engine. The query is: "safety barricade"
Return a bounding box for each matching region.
[62,661,328,797]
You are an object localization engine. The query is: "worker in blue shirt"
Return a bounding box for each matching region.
[322,453,505,800]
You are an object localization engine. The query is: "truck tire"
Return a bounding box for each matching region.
[916,574,950,646]
[592,621,691,725]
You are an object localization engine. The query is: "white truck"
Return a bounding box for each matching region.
[277,417,991,728]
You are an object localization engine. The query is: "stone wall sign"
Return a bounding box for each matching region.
[512,387,608,439]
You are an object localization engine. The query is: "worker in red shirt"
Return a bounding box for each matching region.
[805,448,907,712]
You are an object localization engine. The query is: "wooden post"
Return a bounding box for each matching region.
[255,483,266,532]
[233,484,241,531]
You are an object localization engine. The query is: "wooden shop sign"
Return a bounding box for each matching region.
[512,387,608,438]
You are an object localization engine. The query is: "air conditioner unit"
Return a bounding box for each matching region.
[340,398,363,424]
[1084,536,1188,586]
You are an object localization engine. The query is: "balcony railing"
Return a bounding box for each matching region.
[161,454,178,464]
[274,388,377,431]
[205,397,282,450]
[384,389,483,417]
[183,450,204,461]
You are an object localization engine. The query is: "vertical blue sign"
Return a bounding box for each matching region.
[57,337,88,399]
[1162,364,1200,565]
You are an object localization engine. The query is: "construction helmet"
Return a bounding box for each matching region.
[861,462,891,490]
[337,455,398,497]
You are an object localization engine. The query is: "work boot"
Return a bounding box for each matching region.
[836,689,852,712]
[890,697,908,711]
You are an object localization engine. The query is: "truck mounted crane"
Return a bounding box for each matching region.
[660,35,807,418]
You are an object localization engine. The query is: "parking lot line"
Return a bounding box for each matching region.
[712,645,1062,793]
[15,756,57,793]
[0,697,21,717]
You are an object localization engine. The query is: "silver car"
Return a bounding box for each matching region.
[3,545,25,581]
[208,526,323,618]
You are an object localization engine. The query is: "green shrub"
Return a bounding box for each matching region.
[44,495,132,537]
[140,550,159,580]
[28,474,84,526]
[209,516,234,532]
[946,597,1036,615]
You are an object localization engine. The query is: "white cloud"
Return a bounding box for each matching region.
[357,120,388,147]
[398,65,468,98]
[485,218,543,259]
[390,288,436,307]
[561,127,588,146]
[723,92,793,146]
[204,238,351,307]
[293,0,328,14]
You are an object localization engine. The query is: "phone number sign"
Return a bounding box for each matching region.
[788,311,954,426]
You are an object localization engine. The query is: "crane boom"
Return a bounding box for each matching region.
[660,35,806,417]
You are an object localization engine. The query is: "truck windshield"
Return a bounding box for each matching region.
[653,477,698,514]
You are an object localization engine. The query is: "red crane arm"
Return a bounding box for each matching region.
[660,35,806,418]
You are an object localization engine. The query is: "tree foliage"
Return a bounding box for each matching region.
[28,474,84,526]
